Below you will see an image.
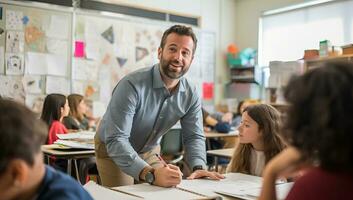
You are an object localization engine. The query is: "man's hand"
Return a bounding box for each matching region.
[187,170,225,180]
[153,164,183,187]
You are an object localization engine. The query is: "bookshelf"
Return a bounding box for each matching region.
[230,66,260,84]
[305,54,353,71]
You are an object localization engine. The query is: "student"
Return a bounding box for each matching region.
[226,104,286,176]
[40,94,70,144]
[202,107,231,133]
[0,99,92,200]
[231,99,260,127]
[259,61,353,200]
[63,94,90,131]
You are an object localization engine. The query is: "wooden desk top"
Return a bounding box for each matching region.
[207,148,234,158]
[41,144,95,158]
[204,132,238,138]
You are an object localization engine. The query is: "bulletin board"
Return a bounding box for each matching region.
[0,1,72,113]
[0,1,215,117]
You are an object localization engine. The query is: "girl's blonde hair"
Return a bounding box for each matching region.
[227,104,286,174]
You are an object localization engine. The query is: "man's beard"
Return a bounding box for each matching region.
[160,58,188,79]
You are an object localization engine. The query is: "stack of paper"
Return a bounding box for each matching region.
[57,131,95,140]
[54,139,94,150]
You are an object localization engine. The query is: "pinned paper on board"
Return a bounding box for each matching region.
[101,26,114,44]
[117,57,127,67]
[135,46,149,62]
[102,53,111,65]
[202,82,214,100]
[73,59,98,81]
[47,15,69,39]
[25,25,45,52]
[6,31,24,53]
[46,76,69,94]
[5,53,24,75]
[74,41,85,57]
[6,10,23,30]
[46,54,68,77]
[0,46,4,74]
[26,52,47,75]
[46,38,67,55]
[0,75,25,103]
[22,75,43,94]
[25,94,45,114]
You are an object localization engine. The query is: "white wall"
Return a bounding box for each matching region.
[234,0,305,50]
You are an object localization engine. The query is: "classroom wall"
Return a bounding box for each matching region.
[234,0,306,50]
[96,0,237,105]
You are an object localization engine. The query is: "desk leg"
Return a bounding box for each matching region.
[215,156,219,172]
[74,159,80,183]
[206,138,211,150]
[67,159,72,176]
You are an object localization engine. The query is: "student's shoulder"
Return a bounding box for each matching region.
[37,166,92,200]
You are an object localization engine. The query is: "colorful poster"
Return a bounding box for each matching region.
[0,75,25,103]
[5,53,24,75]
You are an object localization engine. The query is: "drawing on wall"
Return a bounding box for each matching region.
[117,57,127,67]
[6,31,24,53]
[102,54,111,65]
[0,47,4,74]
[6,10,24,30]
[0,75,25,103]
[135,46,149,62]
[25,25,45,52]
[5,53,24,75]
[22,15,29,25]
[101,26,114,44]
[46,38,68,55]
[25,94,45,114]
[22,75,43,94]
[0,28,4,36]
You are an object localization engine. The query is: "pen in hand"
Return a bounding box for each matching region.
[155,153,183,177]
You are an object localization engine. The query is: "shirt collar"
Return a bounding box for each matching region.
[152,64,186,93]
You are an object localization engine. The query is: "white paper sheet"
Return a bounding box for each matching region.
[47,54,67,76]
[46,38,68,55]
[46,76,69,94]
[46,15,69,39]
[72,80,84,95]
[84,181,141,200]
[6,31,24,53]
[54,139,94,149]
[22,75,43,94]
[6,10,23,30]
[114,183,203,200]
[26,52,48,75]
[25,94,45,113]
[5,53,24,75]
[73,59,98,81]
[0,75,25,103]
[57,131,95,140]
[0,46,4,74]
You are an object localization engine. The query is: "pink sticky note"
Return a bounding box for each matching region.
[202,82,214,100]
[74,41,85,57]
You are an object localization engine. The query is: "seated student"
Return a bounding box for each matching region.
[40,94,70,144]
[231,99,260,127]
[259,61,353,200]
[63,94,93,131]
[0,99,92,200]
[202,107,231,133]
[226,104,286,176]
[63,94,97,184]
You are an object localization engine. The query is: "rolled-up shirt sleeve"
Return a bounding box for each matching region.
[181,93,207,170]
[103,79,148,180]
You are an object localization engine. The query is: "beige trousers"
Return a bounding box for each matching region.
[94,134,164,187]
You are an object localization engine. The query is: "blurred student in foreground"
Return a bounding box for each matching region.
[0,99,92,200]
[259,61,353,200]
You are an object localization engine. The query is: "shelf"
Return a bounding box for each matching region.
[305,54,353,71]
[230,66,260,84]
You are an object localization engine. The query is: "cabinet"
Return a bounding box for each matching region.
[305,54,353,71]
[230,66,261,84]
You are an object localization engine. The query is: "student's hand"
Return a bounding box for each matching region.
[222,112,233,123]
[153,164,182,187]
[187,170,225,180]
[263,147,308,179]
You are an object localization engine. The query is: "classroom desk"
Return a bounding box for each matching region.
[207,148,234,172]
[204,131,238,155]
[41,144,95,182]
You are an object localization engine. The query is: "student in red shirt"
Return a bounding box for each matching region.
[259,61,353,200]
[41,94,70,144]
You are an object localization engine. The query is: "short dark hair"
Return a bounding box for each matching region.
[41,94,66,126]
[283,61,353,172]
[0,100,47,174]
[159,24,197,55]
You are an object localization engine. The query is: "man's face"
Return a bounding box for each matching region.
[158,33,194,80]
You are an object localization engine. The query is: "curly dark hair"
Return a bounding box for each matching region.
[283,61,353,172]
[159,24,197,55]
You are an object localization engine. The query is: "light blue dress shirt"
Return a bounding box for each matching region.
[98,64,206,180]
